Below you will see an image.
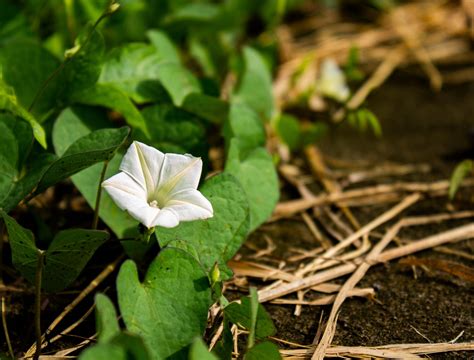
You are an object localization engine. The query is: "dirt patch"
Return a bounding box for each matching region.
[241,73,474,358]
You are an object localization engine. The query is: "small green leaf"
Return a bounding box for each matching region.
[182,93,229,124]
[80,332,151,360]
[189,338,218,360]
[0,38,61,118]
[224,296,276,340]
[141,104,208,157]
[0,210,38,283]
[0,79,46,148]
[225,139,279,231]
[157,62,201,107]
[98,43,168,103]
[36,126,130,194]
[449,159,473,200]
[63,26,105,98]
[223,102,265,153]
[147,30,180,64]
[42,229,109,292]
[95,294,120,344]
[244,341,281,360]
[233,47,274,121]
[71,83,149,137]
[157,174,250,276]
[274,114,300,150]
[117,248,212,360]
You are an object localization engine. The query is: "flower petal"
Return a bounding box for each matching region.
[119,141,165,195]
[149,208,180,228]
[102,173,161,227]
[157,154,202,196]
[165,188,213,222]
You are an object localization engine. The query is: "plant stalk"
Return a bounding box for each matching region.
[34,250,45,360]
[92,161,109,230]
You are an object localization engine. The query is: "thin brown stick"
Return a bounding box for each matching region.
[2,296,14,359]
[311,219,405,359]
[274,178,474,217]
[298,193,420,277]
[258,222,474,303]
[270,288,374,306]
[280,342,474,358]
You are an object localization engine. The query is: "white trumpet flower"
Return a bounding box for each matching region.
[102,141,213,228]
[316,58,350,102]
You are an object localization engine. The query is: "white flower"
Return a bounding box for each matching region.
[316,58,350,102]
[102,141,213,228]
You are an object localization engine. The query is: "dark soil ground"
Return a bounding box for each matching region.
[241,71,474,358]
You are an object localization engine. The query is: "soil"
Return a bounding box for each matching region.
[241,71,474,358]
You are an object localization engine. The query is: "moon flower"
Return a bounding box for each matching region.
[316,58,350,102]
[102,141,213,228]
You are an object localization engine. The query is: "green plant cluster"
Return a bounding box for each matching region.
[0,0,293,358]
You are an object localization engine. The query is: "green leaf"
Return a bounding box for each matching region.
[80,332,151,360]
[244,341,281,360]
[95,294,120,344]
[71,83,149,137]
[189,338,218,360]
[165,3,220,23]
[157,174,250,276]
[42,228,109,292]
[98,44,168,104]
[0,211,108,291]
[0,79,46,148]
[224,297,276,340]
[0,113,33,169]
[223,102,265,153]
[233,47,274,121]
[52,107,138,238]
[225,139,279,231]
[157,62,201,107]
[141,104,207,157]
[147,30,180,64]
[117,248,212,360]
[274,114,300,150]
[0,210,38,283]
[300,122,327,147]
[182,93,228,125]
[0,153,56,212]
[0,38,61,118]
[63,26,105,98]
[449,159,473,200]
[36,126,130,194]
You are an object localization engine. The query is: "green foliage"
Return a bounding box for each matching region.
[189,338,219,360]
[233,47,275,121]
[157,174,250,277]
[244,341,281,360]
[449,159,473,200]
[347,108,382,137]
[225,139,279,231]
[0,211,109,292]
[117,247,212,360]
[95,294,121,344]
[80,333,151,360]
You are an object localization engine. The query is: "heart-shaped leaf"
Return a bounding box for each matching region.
[0,211,109,292]
[95,294,120,344]
[117,247,212,360]
[233,47,274,121]
[225,139,279,231]
[157,173,250,276]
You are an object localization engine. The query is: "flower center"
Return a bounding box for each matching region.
[149,200,159,208]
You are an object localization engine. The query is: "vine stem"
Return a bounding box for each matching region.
[34,250,45,360]
[92,161,109,230]
[2,297,14,359]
